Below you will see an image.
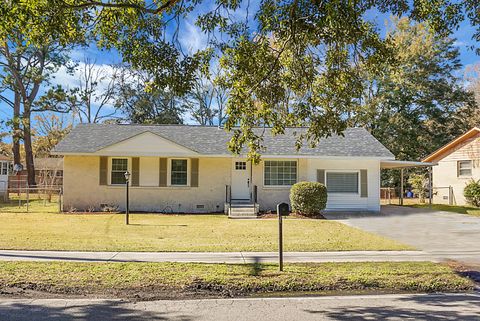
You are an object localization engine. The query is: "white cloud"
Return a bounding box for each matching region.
[453,40,467,47]
[49,61,119,118]
[51,61,117,93]
[178,19,209,54]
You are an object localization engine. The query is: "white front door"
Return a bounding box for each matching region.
[231,159,251,200]
[0,161,10,192]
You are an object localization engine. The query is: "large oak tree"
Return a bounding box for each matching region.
[2,1,480,161]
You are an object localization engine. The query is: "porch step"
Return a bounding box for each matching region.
[228,203,259,218]
[230,199,252,204]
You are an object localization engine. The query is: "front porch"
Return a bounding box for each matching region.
[225,185,260,218]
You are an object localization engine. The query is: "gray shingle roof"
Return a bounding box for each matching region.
[53,124,394,158]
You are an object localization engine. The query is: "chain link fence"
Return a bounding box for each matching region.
[0,187,62,213]
[380,186,453,205]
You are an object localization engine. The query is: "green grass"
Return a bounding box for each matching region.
[0,212,412,251]
[0,261,472,298]
[0,197,60,213]
[409,204,480,217]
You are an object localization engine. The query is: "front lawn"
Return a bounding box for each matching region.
[0,193,61,213]
[0,261,472,299]
[0,212,411,251]
[409,204,480,217]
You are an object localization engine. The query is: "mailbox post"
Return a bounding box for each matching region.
[124,171,131,225]
[277,202,289,272]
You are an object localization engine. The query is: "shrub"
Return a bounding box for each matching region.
[101,204,120,213]
[290,181,327,217]
[408,173,428,203]
[464,179,480,207]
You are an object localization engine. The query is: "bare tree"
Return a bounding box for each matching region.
[33,114,72,158]
[184,76,217,125]
[464,63,480,128]
[185,67,229,126]
[71,59,118,123]
[466,63,480,105]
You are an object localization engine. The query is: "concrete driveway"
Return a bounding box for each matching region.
[325,205,480,265]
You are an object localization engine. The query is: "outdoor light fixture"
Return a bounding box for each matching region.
[124,171,130,225]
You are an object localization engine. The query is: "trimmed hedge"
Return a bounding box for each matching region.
[290,181,327,217]
[464,179,480,207]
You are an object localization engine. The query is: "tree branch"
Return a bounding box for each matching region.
[61,0,181,14]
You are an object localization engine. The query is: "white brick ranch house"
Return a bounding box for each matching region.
[53,124,408,215]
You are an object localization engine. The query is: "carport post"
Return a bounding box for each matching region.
[428,166,433,207]
[400,169,404,206]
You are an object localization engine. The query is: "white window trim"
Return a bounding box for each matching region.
[457,160,473,178]
[168,158,190,187]
[263,159,298,188]
[325,169,361,195]
[0,161,10,176]
[109,157,131,186]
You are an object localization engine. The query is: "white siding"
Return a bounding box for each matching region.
[98,132,196,156]
[306,159,381,211]
[139,157,159,186]
[252,158,381,212]
[432,135,480,205]
[64,155,382,213]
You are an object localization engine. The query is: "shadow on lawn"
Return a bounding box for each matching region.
[0,300,196,321]
[305,293,480,320]
[128,223,188,227]
[0,253,116,262]
[249,256,262,276]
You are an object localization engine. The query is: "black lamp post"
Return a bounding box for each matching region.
[124,171,130,225]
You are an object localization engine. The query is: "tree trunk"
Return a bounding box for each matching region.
[12,91,21,165]
[22,111,36,187]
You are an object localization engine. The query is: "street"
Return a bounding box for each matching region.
[0,293,478,321]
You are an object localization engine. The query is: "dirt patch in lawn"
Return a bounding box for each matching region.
[447,260,480,287]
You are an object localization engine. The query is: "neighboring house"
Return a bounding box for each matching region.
[0,155,12,192]
[8,158,63,191]
[423,127,480,206]
[53,124,407,215]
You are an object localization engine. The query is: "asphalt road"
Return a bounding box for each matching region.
[0,293,478,321]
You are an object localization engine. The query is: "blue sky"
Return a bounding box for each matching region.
[60,8,480,89]
[1,6,479,132]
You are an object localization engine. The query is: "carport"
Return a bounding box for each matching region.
[380,160,437,206]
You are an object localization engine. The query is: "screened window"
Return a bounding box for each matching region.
[326,172,359,193]
[111,158,128,185]
[264,161,297,186]
[458,160,472,177]
[171,159,188,186]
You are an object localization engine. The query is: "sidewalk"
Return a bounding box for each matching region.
[0,250,439,263]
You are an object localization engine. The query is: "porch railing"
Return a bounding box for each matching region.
[253,185,258,207]
[225,185,231,214]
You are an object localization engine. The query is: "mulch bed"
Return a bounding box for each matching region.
[258,212,326,219]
